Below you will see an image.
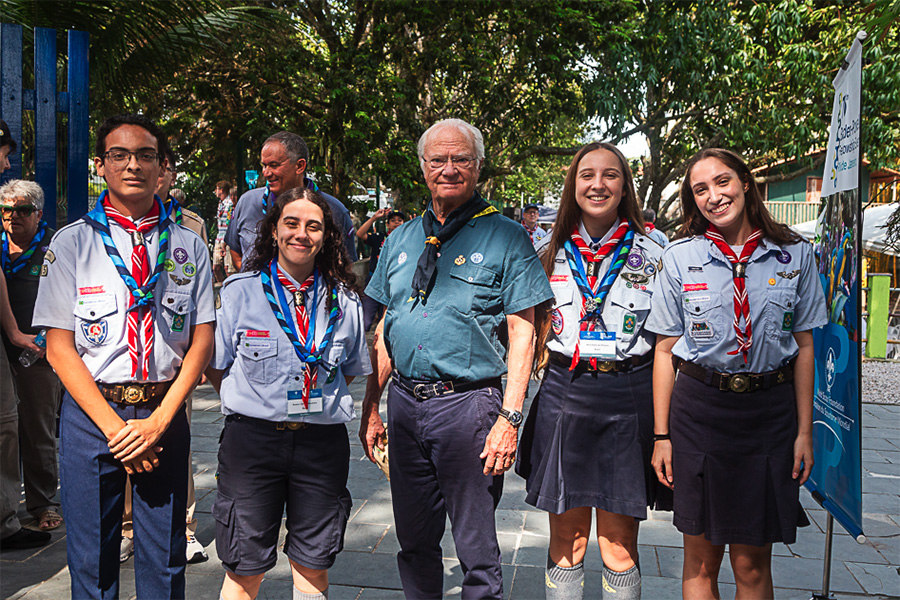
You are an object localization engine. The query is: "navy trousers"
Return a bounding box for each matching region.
[387,381,504,599]
[59,392,189,599]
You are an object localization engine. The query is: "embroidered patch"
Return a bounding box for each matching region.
[171,314,185,332]
[246,330,270,337]
[551,308,564,335]
[169,274,191,286]
[776,250,792,264]
[79,286,105,295]
[173,247,189,264]
[683,283,708,292]
[626,251,644,270]
[622,272,649,285]
[643,262,656,276]
[777,269,801,280]
[398,252,408,265]
[782,311,794,331]
[164,259,176,272]
[550,274,569,284]
[81,320,108,345]
[470,252,484,264]
[685,294,710,303]
[182,263,196,277]
[29,265,40,276]
[622,313,636,334]
[689,320,714,339]
[44,249,56,263]
[215,293,222,310]
[40,264,48,277]
[688,266,703,272]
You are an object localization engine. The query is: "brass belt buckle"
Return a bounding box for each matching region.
[123,385,145,404]
[286,422,303,430]
[727,374,750,393]
[596,361,615,373]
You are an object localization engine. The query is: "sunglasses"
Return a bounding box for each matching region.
[0,204,37,217]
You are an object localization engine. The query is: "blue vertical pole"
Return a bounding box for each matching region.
[0,23,24,183]
[67,29,89,221]
[34,27,57,226]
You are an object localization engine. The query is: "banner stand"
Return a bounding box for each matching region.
[811,513,835,600]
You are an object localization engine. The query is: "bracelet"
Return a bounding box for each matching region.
[652,433,670,443]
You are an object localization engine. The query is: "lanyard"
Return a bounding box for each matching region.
[563,231,632,319]
[1,220,48,275]
[259,259,341,365]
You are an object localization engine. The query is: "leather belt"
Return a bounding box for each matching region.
[550,351,652,373]
[98,381,172,405]
[391,372,502,401]
[229,414,310,431]
[673,357,793,393]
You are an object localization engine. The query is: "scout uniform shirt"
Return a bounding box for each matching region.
[2,225,54,362]
[542,219,663,361]
[32,212,215,383]
[645,235,827,374]
[212,270,372,424]
[365,209,554,383]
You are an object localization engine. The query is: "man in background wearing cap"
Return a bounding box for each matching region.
[521,203,547,246]
[356,207,406,331]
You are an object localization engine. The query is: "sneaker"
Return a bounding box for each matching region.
[119,535,134,563]
[185,534,207,563]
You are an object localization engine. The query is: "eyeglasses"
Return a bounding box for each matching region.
[424,156,477,170]
[0,204,37,217]
[102,149,162,167]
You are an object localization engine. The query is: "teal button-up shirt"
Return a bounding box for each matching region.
[366,206,553,383]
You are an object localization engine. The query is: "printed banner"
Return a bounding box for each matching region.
[806,37,865,540]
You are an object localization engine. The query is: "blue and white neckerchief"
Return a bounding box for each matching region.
[1,220,48,275]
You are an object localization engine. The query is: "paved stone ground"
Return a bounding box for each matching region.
[2,380,898,599]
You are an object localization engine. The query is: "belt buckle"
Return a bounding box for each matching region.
[286,422,303,431]
[123,385,145,404]
[413,384,429,400]
[728,374,750,393]
[595,361,615,373]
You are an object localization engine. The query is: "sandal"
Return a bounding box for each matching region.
[38,509,63,531]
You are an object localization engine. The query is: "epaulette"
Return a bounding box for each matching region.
[221,270,258,288]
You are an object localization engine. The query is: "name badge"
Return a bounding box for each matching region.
[287,381,323,416]
[579,330,616,360]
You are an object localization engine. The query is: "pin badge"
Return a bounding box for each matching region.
[769,278,776,285]
[470,252,484,264]
[294,291,304,305]
[454,255,466,265]
[398,252,408,265]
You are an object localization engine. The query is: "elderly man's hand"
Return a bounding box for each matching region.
[480,417,518,475]
[359,400,387,463]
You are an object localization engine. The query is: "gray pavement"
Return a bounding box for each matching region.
[2,379,899,599]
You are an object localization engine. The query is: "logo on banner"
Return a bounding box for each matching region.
[825,346,836,392]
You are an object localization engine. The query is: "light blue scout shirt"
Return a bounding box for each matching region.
[645,235,827,374]
[365,207,554,383]
[212,270,372,424]
[542,219,663,360]
[32,216,216,383]
[224,185,358,264]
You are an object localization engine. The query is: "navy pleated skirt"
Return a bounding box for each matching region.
[670,373,809,546]
[516,359,672,518]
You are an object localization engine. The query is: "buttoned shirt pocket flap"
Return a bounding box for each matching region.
[322,341,346,368]
[683,292,722,317]
[609,289,652,313]
[767,289,797,311]
[449,263,497,287]
[161,290,193,315]
[74,293,118,322]
[766,289,798,334]
[238,336,278,361]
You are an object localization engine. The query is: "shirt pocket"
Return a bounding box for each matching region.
[73,293,119,348]
[160,290,194,340]
[236,335,279,385]
[318,341,345,383]
[448,263,498,314]
[682,292,725,345]
[764,289,799,338]
[609,288,652,342]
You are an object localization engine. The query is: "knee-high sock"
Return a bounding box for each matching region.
[546,555,584,600]
[602,564,640,600]
[293,586,328,600]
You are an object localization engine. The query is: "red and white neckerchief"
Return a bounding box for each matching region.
[523,221,537,243]
[704,224,763,364]
[569,219,630,369]
[277,268,317,405]
[645,222,656,232]
[104,199,161,380]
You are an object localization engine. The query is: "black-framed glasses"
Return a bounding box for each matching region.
[424,155,476,170]
[0,204,38,217]
[102,149,162,167]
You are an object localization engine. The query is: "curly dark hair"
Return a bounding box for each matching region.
[676,148,801,245]
[244,187,359,301]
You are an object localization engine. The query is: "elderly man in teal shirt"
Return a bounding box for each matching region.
[360,118,553,598]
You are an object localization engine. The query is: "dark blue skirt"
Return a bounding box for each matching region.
[516,359,672,518]
[670,373,809,546]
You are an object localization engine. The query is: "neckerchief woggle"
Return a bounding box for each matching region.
[259,258,340,367]
[81,190,171,312]
[563,229,634,321]
[1,220,48,275]
[261,178,320,215]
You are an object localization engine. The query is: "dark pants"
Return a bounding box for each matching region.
[387,381,504,599]
[59,392,189,600]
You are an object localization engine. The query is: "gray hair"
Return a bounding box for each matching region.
[170,188,186,204]
[0,180,44,210]
[264,131,310,164]
[417,119,485,167]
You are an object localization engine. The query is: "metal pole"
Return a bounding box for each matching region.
[812,513,835,599]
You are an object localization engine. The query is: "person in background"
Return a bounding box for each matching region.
[647,148,826,599]
[522,203,548,246]
[34,114,215,597]
[208,187,370,600]
[213,180,236,283]
[517,142,670,600]
[642,208,668,247]
[0,180,63,535]
[0,118,53,551]
[356,207,406,331]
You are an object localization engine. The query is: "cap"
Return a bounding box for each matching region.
[523,203,540,212]
[387,210,406,221]
[0,119,16,152]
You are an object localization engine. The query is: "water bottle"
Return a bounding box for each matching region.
[18,329,47,368]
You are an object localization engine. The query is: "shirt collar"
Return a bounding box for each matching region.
[578,217,620,251]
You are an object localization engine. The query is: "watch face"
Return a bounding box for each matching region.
[502,409,524,427]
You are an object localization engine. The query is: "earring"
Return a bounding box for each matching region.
[272,237,277,247]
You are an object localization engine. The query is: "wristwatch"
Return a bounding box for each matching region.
[499,408,524,428]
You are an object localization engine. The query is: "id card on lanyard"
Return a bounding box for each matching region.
[288,381,323,416]
[579,330,617,360]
